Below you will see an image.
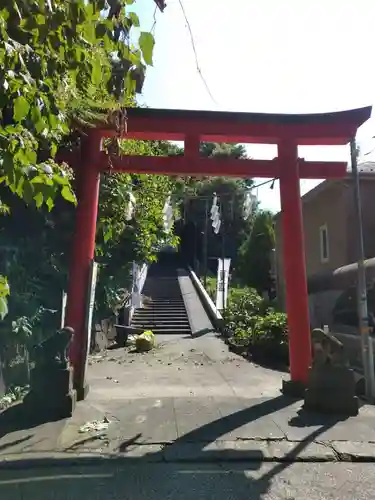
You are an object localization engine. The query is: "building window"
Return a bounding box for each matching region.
[319,224,329,263]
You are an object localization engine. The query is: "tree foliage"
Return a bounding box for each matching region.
[0,0,156,209]
[199,142,247,160]
[0,139,181,335]
[237,210,275,293]
[178,143,255,270]
[0,0,157,320]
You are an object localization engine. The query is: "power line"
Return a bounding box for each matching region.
[150,5,158,34]
[177,0,218,106]
[124,177,276,200]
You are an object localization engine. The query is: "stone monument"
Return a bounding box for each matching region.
[304,328,359,416]
[23,326,76,419]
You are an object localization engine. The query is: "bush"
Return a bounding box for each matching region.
[251,312,289,364]
[223,287,265,332]
[222,287,289,367]
[205,277,217,301]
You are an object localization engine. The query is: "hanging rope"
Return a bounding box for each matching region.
[162,195,174,233]
[125,191,136,221]
[210,193,221,234]
[242,191,257,220]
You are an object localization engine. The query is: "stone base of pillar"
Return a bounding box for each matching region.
[304,365,359,416]
[75,382,90,402]
[23,364,77,419]
[281,379,306,399]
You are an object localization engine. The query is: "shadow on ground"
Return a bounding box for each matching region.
[288,408,349,428]
[0,402,65,439]
[0,393,344,499]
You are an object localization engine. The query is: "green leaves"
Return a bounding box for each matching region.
[139,32,155,66]
[1,0,154,217]
[34,191,44,208]
[128,12,140,27]
[91,59,102,85]
[0,275,10,320]
[61,185,77,204]
[13,96,30,122]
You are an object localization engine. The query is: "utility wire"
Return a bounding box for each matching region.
[177,0,218,106]
[150,5,158,34]
[126,177,276,200]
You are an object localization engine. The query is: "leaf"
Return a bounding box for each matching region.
[61,185,77,204]
[91,60,102,85]
[13,96,30,122]
[1,153,14,175]
[35,118,47,134]
[52,174,69,186]
[31,176,45,184]
[128,12,140,27]
[95,23,107,38]
[25,149,37,163]
[22,181,34,204]
[103,225,112,243]
[0,276,10,297]
[31,104,42,123]
[34,191,44,208]
[46,197,54,211]
[139,32,155,66]
[0,297,8,320]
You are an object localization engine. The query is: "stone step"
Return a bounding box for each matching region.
[139,306,187,311]
[131,315,188,321]
[133,312,188,317]
[143,303,184,306]
[132,321,190,327]
[145,297,184,305]
[132,326,191,331]
[142,290,182,300]
[139,328,191,334]
[132,315,189,321]
[143,294,182,299]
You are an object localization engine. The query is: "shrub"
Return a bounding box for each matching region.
[223,287,265,333]
[223,287,289,367]
[205,277,217,301]
[251,312,289,364]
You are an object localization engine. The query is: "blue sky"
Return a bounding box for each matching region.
[131,0,375,212]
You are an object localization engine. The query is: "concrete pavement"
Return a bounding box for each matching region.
[2,333,375,498]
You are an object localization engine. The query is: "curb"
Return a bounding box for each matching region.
[1,446,375,470]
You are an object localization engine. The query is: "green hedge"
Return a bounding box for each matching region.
[222,287,289,368]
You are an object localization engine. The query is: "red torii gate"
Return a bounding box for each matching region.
[63,106,372,398]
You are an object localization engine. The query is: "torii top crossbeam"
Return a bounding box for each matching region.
[100,106,372,145]
[93,106,372,179]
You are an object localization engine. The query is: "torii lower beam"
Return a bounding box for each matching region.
[105,154,348,179]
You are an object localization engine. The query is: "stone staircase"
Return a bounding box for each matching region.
[130,262,191,335]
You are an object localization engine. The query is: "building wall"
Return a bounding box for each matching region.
[345,179,375,262]
[275,180,347,309]
[275,177,375,312]
[302,181,347,276]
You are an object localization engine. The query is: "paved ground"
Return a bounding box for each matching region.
[1,461,375,499]
[2,333,375,498]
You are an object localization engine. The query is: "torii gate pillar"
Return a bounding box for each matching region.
[64,132,101,399]
[279,139,311,395]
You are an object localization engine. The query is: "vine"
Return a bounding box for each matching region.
[0,0,155,211]
[0,0,157,319]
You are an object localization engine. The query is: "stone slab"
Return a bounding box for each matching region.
[178,270,214,336]
[331,440,375,460]
[270,403,375,443]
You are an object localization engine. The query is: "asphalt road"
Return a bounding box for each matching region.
[1,461,375,500]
